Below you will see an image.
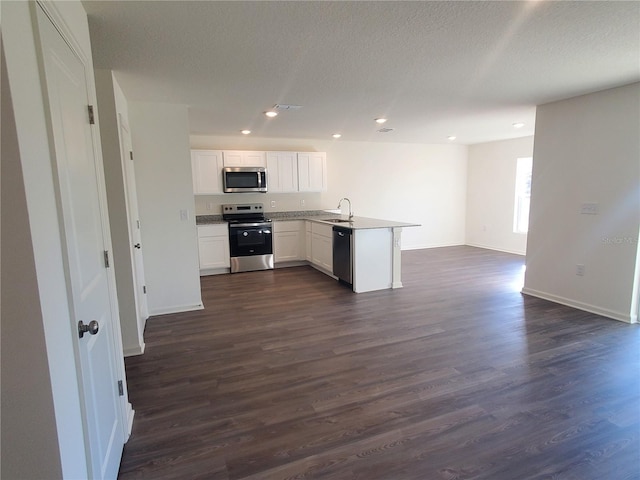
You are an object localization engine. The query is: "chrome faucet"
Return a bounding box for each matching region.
[337,197,353,220]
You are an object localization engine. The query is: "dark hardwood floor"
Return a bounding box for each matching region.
[118,246,640,480]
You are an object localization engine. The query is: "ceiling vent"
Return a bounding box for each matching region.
[377,127,394,133]
[273,104,303,111]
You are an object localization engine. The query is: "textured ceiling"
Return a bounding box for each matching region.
[84,1,640,145]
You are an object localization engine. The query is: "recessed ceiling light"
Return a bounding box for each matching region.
[375,118,387,124]
[447,136,457,141]
[332,133,342,139]
[265,111,278,118]
[512,122,525,128]
[241,130,251,135]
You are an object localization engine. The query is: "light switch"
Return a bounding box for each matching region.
[180,209,189,221]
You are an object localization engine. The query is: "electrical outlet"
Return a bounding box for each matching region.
[301,199,305,207]
[270,200,276,208]
[206,202,214,210]
[576,264,585,276]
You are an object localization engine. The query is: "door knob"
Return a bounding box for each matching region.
[78,320,99,338]
[134,243,141,249]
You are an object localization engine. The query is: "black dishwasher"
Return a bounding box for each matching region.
[332,226,352,285]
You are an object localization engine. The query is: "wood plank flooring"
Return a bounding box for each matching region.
[118,246,640,479]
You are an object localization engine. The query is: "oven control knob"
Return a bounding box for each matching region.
[243,232,248,236]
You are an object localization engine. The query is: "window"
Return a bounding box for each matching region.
[513,157,533,233]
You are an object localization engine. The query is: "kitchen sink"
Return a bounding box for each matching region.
[323,218,352,223]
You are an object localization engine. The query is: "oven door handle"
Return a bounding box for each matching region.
[229,222,271,228]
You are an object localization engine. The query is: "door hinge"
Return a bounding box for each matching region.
[136,220,140,230]
[129,151,133,161]
[143,285,147,294]
[117,380,124,397]
[88,105,95,125]
[103,250,110,268]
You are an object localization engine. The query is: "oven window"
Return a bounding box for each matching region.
[229,226,273,256]
[237,229,266,247]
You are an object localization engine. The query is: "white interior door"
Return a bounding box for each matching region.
[37,7,125,479]
[118,114,149,328]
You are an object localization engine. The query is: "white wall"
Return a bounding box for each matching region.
[130,102,203,315]
[191,135,468,250]
[466,136,534,255]
[523,83,640,323]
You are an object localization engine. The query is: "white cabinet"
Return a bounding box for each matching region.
[191,150,224,195]
[266,152,299,193]
[305,222,312,262]
[223,150,266,167]
[197,224,230,274]
[298,152,327,192]
[310,222,333,272]
[273,221,305,263]
[191,149,326,194]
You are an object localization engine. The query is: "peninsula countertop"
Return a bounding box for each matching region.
[196,211,419,230]
[303,215,420,230]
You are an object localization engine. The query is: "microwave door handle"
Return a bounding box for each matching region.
[257,171,261,188]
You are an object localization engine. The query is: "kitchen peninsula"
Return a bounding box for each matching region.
[196,210,419,293]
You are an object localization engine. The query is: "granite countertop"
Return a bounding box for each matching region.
[196,210,419,230]
[304,215,420,230]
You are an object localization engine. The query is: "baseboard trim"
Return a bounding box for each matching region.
[465,242,526,256]
[149,302,204,317]
[521,287,633,323]
[125,404,135,441]
[402,242,465,251]
[275,260,307,268]
[123,342,145,357]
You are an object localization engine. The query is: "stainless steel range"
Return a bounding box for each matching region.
[222,203,273,273]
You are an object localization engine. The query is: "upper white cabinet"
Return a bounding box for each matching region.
[298,152,327,192]
[191,150,224,195]
[266,152,299,193]
[223,150,266,167]
[191,149,326,194]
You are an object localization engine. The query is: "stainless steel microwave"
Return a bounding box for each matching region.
[222,167,267,193]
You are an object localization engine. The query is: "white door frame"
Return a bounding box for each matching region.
[117,112,149,331]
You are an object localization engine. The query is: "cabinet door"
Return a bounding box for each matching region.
[191,150,224,194]
[266,152,298,193]
[311,232,333,271]
[198,236,230,269]
[223,150,266,167]
[274,231,302,262]
[318,234,333,271]
[298,152,327,192]
[305,222,312,262]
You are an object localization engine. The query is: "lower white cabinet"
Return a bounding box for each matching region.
[305,222,312,262]
[310,222,333,272]
[197,224,230,274]
[273,221,305,263]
